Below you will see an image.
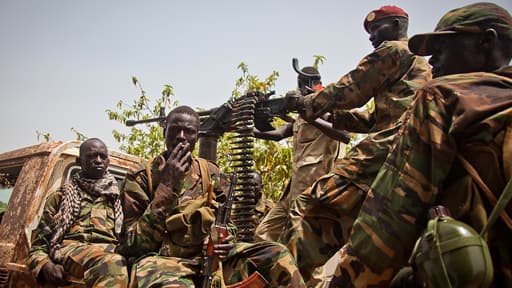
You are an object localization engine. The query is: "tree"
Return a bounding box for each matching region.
[106,76,177,159]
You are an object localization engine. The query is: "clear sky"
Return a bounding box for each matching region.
[1,0,511,154]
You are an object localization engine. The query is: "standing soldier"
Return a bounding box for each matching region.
[333,3,512,287]
[27,138,129,287]
[254,66,350,287]
[119,106,305,287]
[282,6,432,283]
[254,65,349,243]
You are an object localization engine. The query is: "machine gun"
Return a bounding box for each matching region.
[125,57,316,162]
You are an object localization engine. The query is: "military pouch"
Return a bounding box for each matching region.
[160,198,216,258]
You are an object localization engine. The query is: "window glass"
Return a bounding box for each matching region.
[0,168,20,209]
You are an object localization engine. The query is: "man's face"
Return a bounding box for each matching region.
[252,173,262,201]
[80,140,109,180]
[428,33,485,78]
[165,112,200,153]
[368,18,399,48]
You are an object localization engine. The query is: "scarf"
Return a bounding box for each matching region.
[49,171,123,263]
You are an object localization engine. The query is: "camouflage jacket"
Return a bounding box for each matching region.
[309,39,432,190]
[119,155,224,260]
[27,185,120,278]
[303,38,431,133]
[350,66,512,277]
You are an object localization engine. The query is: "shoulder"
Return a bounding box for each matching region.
[375,39,409,52]
[421,72,507,92]
[195,157,220,174]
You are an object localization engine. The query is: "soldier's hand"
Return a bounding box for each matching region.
[282,91,304,114]
[202,232,235,261]
[213,233,235,261]
[40,261,70,286]
[159,142,191,187]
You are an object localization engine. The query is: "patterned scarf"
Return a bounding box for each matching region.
[49,171,123,263]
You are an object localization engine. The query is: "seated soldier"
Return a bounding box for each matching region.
[118,106,305,288]
[26,138,129,287]
[251,171,274,227]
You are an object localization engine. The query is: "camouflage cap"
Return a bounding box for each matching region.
[364,6,408,33]
[409,2,512,56]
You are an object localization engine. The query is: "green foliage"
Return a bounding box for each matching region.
[106,76,177,159]
[71,127,88,141]
[312,55,326,70]
[232,62,279,98]
[36,131,52,143]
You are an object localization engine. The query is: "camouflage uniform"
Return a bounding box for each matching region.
[120,155,305,288]
[283,38,432,282]
[27,177,129,287]
[255,116,340,242]
[332,67,512,287]
[254,193,274,227]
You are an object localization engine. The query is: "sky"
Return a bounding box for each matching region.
[1,0,511,154]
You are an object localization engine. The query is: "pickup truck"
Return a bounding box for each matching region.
[0,141,142,287]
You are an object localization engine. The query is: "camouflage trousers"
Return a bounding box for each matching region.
[254,197,289,243]
[283,173,366,284]
[255,191,329,288]
[129,241,306,288]
[59,240,129,287]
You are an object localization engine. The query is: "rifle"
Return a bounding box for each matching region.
[202,173,236,288]
[125,106,167,127]
[201,173,268,288]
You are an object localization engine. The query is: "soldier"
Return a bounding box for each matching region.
[26,138,129,287]
[281,5,432,283]
[119,106,305,287]
[332,3,512,287]
[254,65,349,243]
[251,171,274,226]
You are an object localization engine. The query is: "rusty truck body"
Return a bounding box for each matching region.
[0,141,142,287]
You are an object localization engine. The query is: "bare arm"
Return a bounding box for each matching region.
[253,123,293,141]
[309,118,351,144]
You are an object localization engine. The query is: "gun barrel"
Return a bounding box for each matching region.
[125,117,166,127]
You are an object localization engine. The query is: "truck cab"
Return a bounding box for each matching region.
[0,141,142,287]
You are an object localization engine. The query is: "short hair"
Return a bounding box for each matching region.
[166,105,200,125]
[79,138,106,157]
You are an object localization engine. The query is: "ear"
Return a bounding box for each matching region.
[480,28,498,51]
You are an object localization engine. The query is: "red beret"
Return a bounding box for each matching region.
[364,6,408,33]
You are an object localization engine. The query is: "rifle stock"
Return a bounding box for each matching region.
[226,271,268,288]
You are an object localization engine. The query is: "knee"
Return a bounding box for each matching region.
[89,253,128,275]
